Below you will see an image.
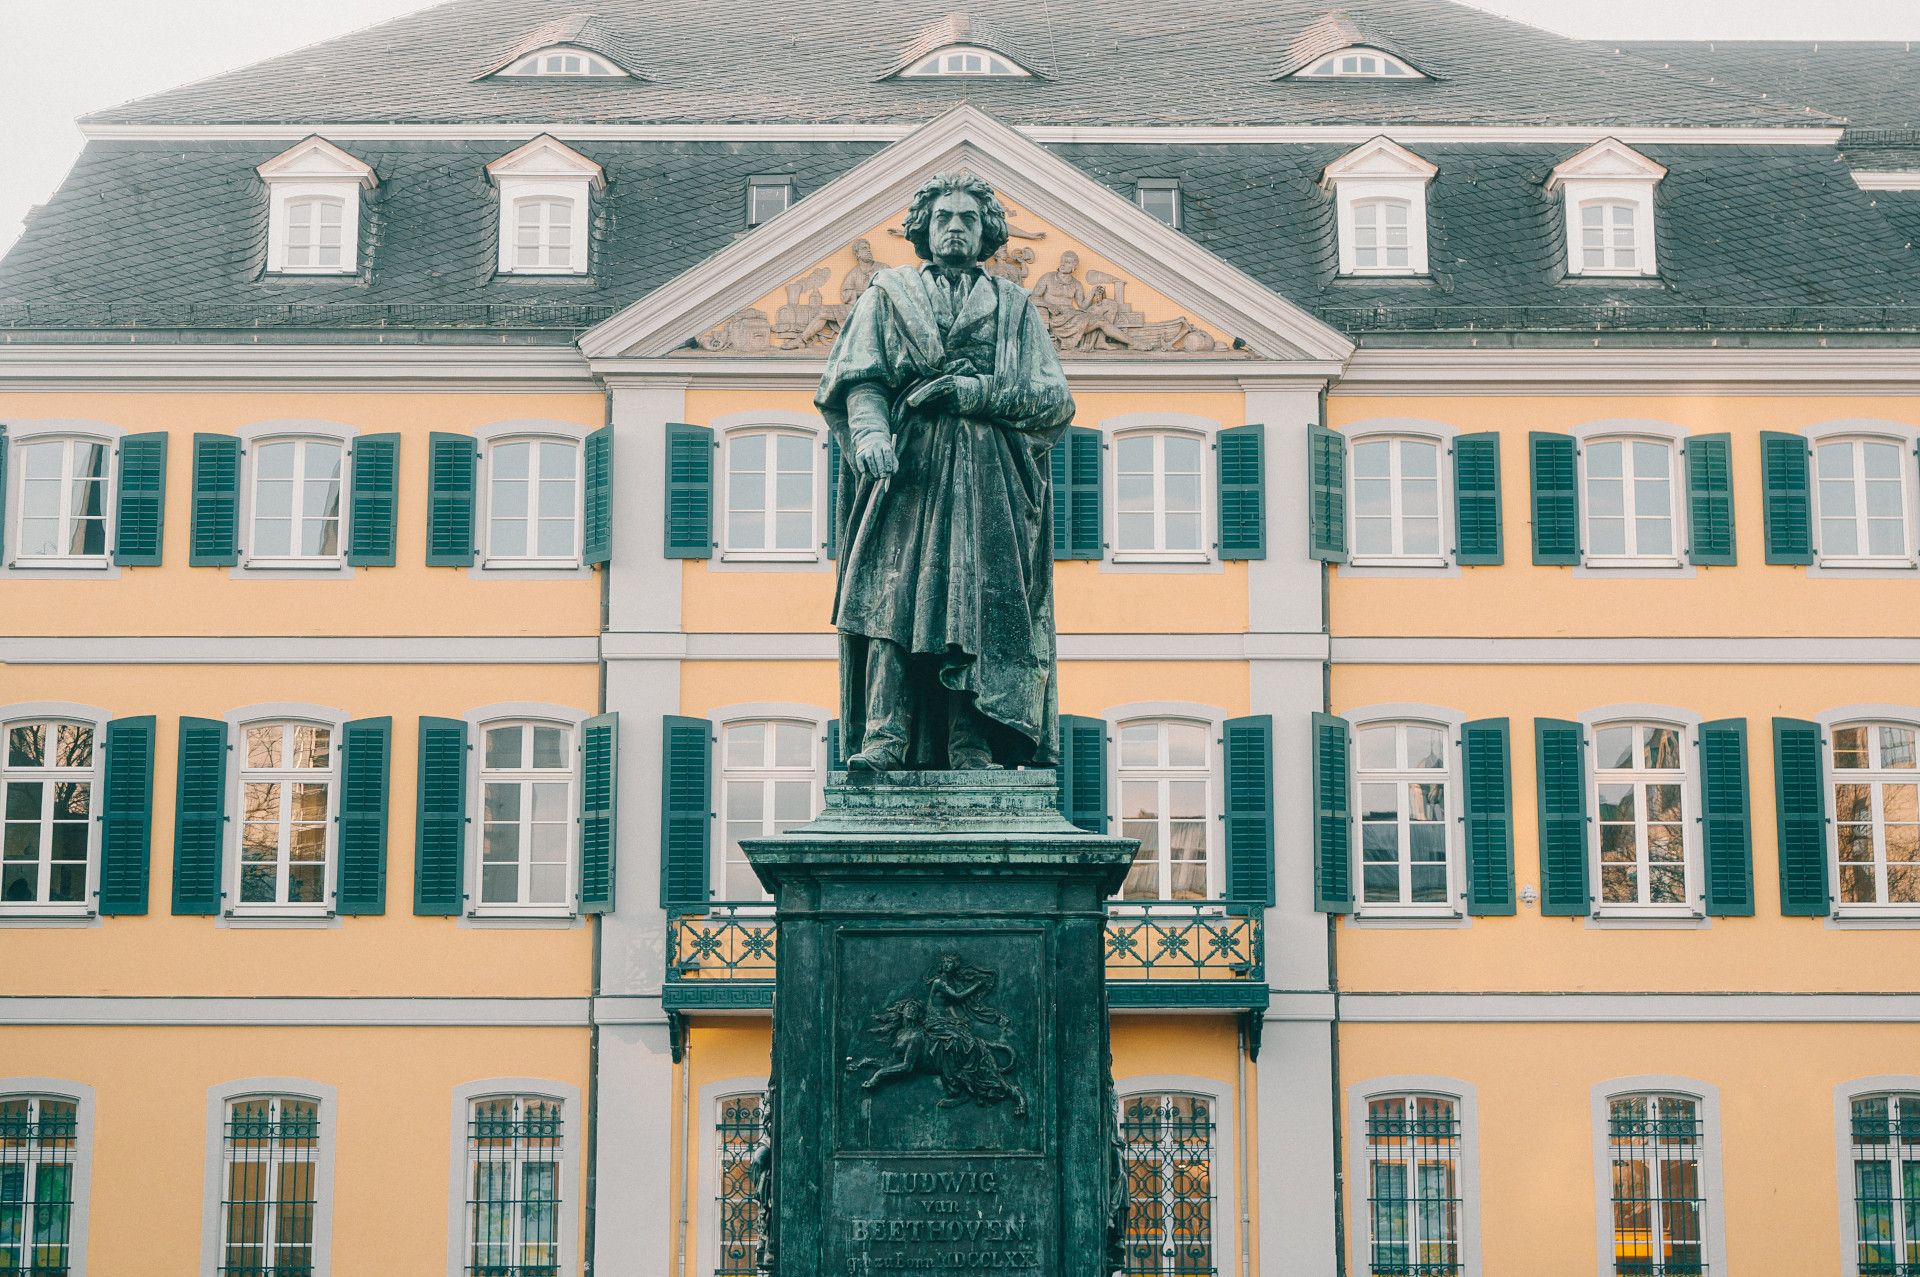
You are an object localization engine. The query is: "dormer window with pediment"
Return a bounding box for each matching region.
[485,136,605,277]
[884,14,1040,80]
[1322,137,1437,277]
[1549,139,1666,279]
[258,137,376,276]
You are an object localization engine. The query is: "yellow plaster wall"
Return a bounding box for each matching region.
[1335,662,1920,992]
[1342,1021,1920,1277]
[1326,394,1920,637]
[4,1024,588,1277]
[0,663,597,996]
[0,390,603,636]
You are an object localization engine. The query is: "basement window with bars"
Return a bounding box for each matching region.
[715,1091,768,1276]
[0,1094,78,1276]
[1608,1093,1705,1277]
[1120,1092,1216,1277]
[219,1095,319,1277]
[464,1095,563,1277]
[1850,1092,1920,1277]
[1364,1094,1462,1276]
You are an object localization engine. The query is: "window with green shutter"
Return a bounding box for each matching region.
[1761,432,1814,565]
[425,433,477,566]
[114,433,168,566]
[413,717,467,916]
[172,717,229,915]
[1534,718,1589,916]
[1773,717,1830,915]
[825,435,843,560]
[1052,427,1103,560]
[1217,424,1266,560]
[1223,714,1275,907]
[665,423,715,559]
[335,717,391,916]
[826,719,844,772]
[1685,433,1735,565]
[1057,715,1107,833]
[1453,433,1503,565]
[345,433,398,567]
[98,716,156,917]
[1460,718,1515,915]
[1312,711,1352,913]
[1308,424,1347,563]
[189,433,241,567]
[1697,718,1753,916]
[579,712,618,913]
[661,715,713,910]
[1528,432,1580,565]
[583,424,613,565]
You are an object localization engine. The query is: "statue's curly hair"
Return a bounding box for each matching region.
[901,173,1010,263]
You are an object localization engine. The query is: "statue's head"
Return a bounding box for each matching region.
[1058,250,1079,274]
[903,173,1009,266]
[851,237,873,262]
[938,953,962,973]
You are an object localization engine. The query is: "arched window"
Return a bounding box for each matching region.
[1592,722,1691,910]
[0,1092,79,1273]
[219,1093,322,1275]
[1353,721,1452,908]
[724,430,818,557]
[1584,437,1678,564]
[718,720,819,901]
[1300,47,1422,78]
[487,437,582,564]
[714,1091,769,1275]
[249,437,343,563]
[1846,1091,1920,1275]
[1351,198,1411,272]
[501,48,622,77]
[510,196,579,273]
[13,436,110,563]
[1817,437,1912,563]
[1605,1093,1705,1276]
[1350,436,1443,562]
[1830,722,1920,909]
[477,721,576,911]
[1116,719,1213,902]
[1115,432,1206,559]
[283,196,345,271]
[1580,200,1641,274]
[1363,1093,1462,1276]
[901,46,1030,77]
[1,719,97,910]
[236,721,336,910]
[1119,1092,1215,1277]
[463,1094,565,1275]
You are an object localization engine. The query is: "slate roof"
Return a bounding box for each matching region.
[881,13,1047,80]
[1615,40,1920,131]
[480,13,654,80]
[80,0,1828,129]
[1274,9,1435,80]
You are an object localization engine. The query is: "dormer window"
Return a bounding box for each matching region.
[1299,47,1423,78]
[485,136,605,277]
[1322,137,1436,277]
[499,47,624,77]
[1549,139,1665,279]
[479,16,645,82]
[746,177,793,227]
[902,45,1030,77]
[257,137,376,276]
[1136,180,1182,230]
[884,15,1042,81]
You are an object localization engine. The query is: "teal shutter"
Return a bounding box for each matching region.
[1685,433,1735,566]
[425,433,477,566]
[335,717,391,916]
[660,715,712,909]
[98,716,156,917]
[1535,718,1589,916]
[1217,424,1266,560]
[413,717,467,917]
[1223,715,1275,908]
[825,435,843,559]
[1772,717,1830,916]
[826,719,845,772]
[1460,718,1515,915]
[1761,432,1814,564]
[113,433,168,566]
[579,712,618,914]
[1452,433,1503,565]
[1052,427,1104,560]
[171,717,229,915]
[664,423,715,559]
[188,434,241,567]
[345,433,399,567]
[1308,424,1347,563]
[1528,432,1580,565]
[583,425,613,566]
[1698,718,1754,917]
[1312,712,1352,913]
[1057,715,1107,833]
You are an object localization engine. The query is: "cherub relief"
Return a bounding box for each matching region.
[845,954,1028,1117]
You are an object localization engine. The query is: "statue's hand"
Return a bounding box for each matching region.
[852,432,898,479]
[907,375,986,415]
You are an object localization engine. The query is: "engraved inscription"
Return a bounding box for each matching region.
[842,1165,1041,1272]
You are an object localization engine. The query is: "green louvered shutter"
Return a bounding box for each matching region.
[826,719,845,772]
[1453,433,1503,566]
[413,717,467,917]
[660,715,712,909]
[1312,712,1352,913]
[1460,718,1515,915]
[1308,425,1346,563]
[1761,432,1814,565]
[1223,715,1275,908]
[1685,433,1735,566]
[171,717,229,915]
[1535,718,1589,916]
[1057,715,1107,833]
[1698,718,1754,916]
[583,425,613,566]
[113,433,168,566]
[425,433,476,566]
[579,712,618,914]
[825,435,843,559]
[1052,427,1103,560]
[1773,717,1830,916]
[335,717,391,916]
[98,716,156,916]
[664,423,715,559]
[345,433,398,567]
[1217,424,1266,560]
[1529,432,1580,566]
[188,434,241,567]
[0,428,8,563]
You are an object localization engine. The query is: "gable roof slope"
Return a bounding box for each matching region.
[1613,40,1920,131]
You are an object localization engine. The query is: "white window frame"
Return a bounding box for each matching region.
[1347,433,1449,567]
[223,704,346,922]
[720,426,820,562]
[1835,1076,1920,1277]
[1115,1076,1240,1277]
[710,707,827,906]
[1324,138,1435,278]
[201,1078,335,1277]
[1588,719,1697,916]
[0,710,106,918]
[1827,719,1920,916]
[448,1086,575,1277]
[1111,428,1211,564]
[506,194,584,274]
[258,139,373,277]
[1349,717,1459,917]
[899,45,1032,78]
[498,46,625,77]
[1347,1077,1482,1277]
[1136,180,1182,229]
[745,177,793,227]
[242,434,349,570]
[487,137,602,278]
[696,1075,771,1277]
[1590,1079,1726,1277]
[482,434,585,569]
[0,1080,94,1277]
[1550,141,1664,279]
[1578,434,1683,569]
[1813,434,1919,569]
[471,717,580,919]
[1112,715,1218,904]
[1297,47,1425,78]
[7,433,116,569]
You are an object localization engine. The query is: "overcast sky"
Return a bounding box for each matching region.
[4,0,1919,254]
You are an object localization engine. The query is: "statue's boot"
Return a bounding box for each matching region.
[848,639,908,771]
[947,695,1001,770]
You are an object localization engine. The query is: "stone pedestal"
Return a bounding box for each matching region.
[743,770,1137,1277]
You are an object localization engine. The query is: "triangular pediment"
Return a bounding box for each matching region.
[1321,136,1437,187]
[1549,138,1667,187]
[257,136,377,187]
[580,105,1352,365]
[486,135,606,187]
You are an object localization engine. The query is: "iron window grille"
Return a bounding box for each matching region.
[1364,1094,1462,1276]
[219,1095,320,1277]
[715,1092,769,1276]
[1851,1092,1920,1277]
[1120,1092,1216,1277]
[0,1095,78,1276]
[1608,1094,1705,1277]
[465,1095,563,1277]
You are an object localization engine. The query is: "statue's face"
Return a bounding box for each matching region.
[929,191,986,266]
[852,238,872,262]
[1059,251,1079,273]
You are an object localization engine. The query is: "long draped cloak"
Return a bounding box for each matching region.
[815,264,1074,766]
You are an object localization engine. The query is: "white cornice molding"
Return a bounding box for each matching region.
[0,636,599,665]
[1330,636,1920,664]
[1854,170,1920,192]
[0,996,590,1026]
[597,630,1330,662]
[1338,346,1920,394]
[588,354,1345,390]
[0,343,596,389]
[579,105,1355,363]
